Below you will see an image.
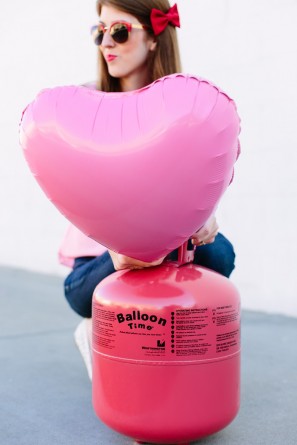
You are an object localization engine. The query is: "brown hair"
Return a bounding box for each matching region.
[96,0,182,92]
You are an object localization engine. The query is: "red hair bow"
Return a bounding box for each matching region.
[150,4,180,36]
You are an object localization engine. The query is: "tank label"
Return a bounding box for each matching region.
[93,302,240,362]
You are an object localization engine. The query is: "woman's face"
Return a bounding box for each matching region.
[99,5,156,91]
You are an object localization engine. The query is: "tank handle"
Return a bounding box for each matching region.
[177,239,196,266]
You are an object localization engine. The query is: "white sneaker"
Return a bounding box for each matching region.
[74,318,92,381]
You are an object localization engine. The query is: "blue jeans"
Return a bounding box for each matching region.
[64,233,235,318]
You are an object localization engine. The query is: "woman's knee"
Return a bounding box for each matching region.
[63,252,116,317]
[194,232,236,278]
[64,273,93,318]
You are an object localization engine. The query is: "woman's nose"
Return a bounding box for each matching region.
[101,30,115,47]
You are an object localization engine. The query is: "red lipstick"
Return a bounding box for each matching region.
[106,55,117,62]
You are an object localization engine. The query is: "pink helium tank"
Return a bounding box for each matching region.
[92,246,240,444]
[19,74,240,262]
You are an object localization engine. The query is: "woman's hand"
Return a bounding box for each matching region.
[108,250,165,271]
[191,215,219,246]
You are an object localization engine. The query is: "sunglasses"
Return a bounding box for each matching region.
[91,21,148,46]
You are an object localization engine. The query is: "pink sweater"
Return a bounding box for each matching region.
[58,224,106,268]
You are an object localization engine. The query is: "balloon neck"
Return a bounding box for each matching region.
[177,240,195,266]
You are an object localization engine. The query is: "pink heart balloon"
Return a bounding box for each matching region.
[20,74,240,261]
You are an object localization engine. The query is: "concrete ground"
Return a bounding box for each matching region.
[1,266,297,445]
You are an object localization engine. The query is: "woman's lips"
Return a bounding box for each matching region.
[106,55,117,62]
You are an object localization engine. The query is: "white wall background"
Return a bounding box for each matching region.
[1,1,296,317]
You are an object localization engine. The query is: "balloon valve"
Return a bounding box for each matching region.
[177,239,195,266]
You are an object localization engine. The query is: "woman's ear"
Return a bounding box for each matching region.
[149,38,157,52]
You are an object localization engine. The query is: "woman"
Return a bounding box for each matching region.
[59,0,236,380]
